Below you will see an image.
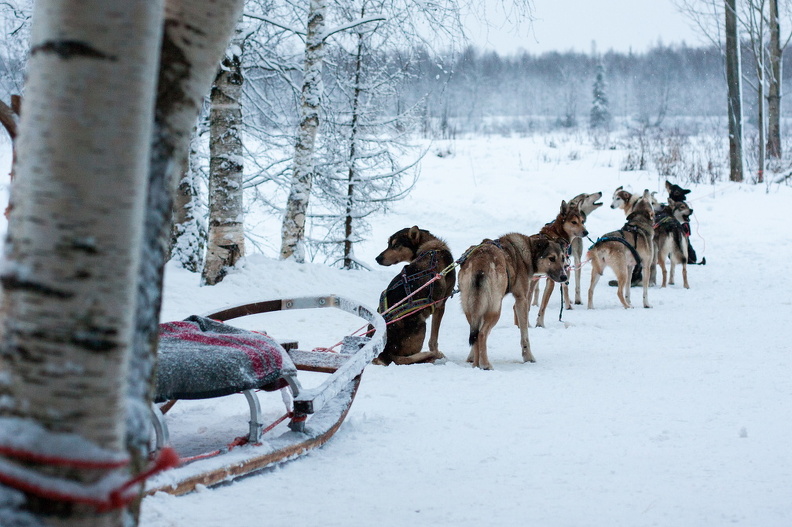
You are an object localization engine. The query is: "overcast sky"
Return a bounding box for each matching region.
[465,0,706,56]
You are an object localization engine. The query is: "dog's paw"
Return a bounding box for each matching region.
[372,357,388,366]
[644,303,653,309]
[430,351,447,365]
[521,351,536,363]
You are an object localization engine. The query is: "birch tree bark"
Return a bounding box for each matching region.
[0,1,163,525]
[280,0,326,263]
[128,0,244,507]
[170,129,207,273]
[767,0,782,159]
[725,0,745,182]
[202,34,245,285]
[343,28,365,270]
[0,95,20,217]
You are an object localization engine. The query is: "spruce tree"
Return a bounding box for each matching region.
[590,63,611,130]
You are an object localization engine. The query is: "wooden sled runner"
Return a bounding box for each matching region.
[145,295,385,496]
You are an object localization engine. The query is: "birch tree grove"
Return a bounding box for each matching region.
[280,0,326,263]
[203,35,246,286]
[0,1,163,525]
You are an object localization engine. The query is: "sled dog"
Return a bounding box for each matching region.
[588,190,655,309]
[458,233,567,369]
[664,180,701,265]
[567,191,603,305]
[611,186,659,216]
[531,200,588,327]
[665,180,691,203]
[374,226,455,365]
[654,199,692,288]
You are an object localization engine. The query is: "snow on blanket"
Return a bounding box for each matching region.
[155,316,296,402]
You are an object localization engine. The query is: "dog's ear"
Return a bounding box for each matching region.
[615,185,623,192]
[560,200,568,215]
[665,180,672,192]
[408,225,421,244]
[642,189,651,199]
[668,197,676,206]
[531,237,550,257]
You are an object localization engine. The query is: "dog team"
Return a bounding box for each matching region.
[374,181,698,370]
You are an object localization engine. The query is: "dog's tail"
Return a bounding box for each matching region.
[469,327,479,346]
[466,270,487,346]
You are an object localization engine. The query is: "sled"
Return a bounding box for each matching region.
[145,295,385,496]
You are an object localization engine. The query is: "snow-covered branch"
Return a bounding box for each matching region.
[320,16,386,42]
[243,12,306,37]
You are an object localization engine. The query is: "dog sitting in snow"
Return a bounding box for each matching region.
[665,180,701,265]
[373,226,455,365]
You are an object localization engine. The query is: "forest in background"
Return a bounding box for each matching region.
[239,41,792,137]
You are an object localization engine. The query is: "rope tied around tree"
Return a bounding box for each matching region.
[0,417,180,511]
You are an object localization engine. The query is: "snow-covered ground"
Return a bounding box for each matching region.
[4,133,792,526]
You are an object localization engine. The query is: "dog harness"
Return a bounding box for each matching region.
[454,239,512,294]
[654,215,680,232]
[590,235,643,267]
[379,250,441,322]
[455,239,503,266]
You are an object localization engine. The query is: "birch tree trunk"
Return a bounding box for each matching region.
[757,50,766,183]
[0,95,21,217]
[128,0,244,512]
[202,34,245,286]
[0,1,163,525]
[170,129,207,273]
[767,0,782,159]
[343,26,365,270]
[725,0,745,182]
[280,0,326,263]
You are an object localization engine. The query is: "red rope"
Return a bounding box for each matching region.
[177,410,294,465]
[178,436,250,464]
[0,444,128,470]
[0,446,179,511]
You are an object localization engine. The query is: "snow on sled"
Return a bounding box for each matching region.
[145,295,385,496]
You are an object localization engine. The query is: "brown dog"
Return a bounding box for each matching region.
[374,226,455,365]
[531,200,588,327]
[588,190,656,309]
[458,233,567,370]
[567,192,603,305]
